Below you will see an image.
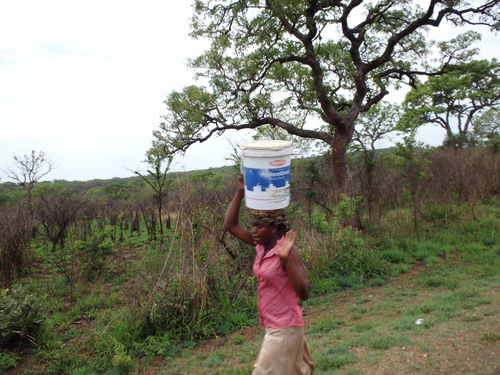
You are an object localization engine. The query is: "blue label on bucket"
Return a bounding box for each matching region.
[244,166,290,192]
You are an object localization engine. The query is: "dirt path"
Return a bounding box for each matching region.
[157,259,500,374]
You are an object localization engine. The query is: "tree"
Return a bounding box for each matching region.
[393,132,432,231]
[472,107,500,150]
[134,148,174,237]
[153,0,500,206]
[4,150,54,212]
[402,50,500,148]
[36,185,87,253]
[351,101,402,220]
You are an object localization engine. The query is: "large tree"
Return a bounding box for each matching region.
[153,0,500,202]
[401,45,500,147]
[473,107,500,141]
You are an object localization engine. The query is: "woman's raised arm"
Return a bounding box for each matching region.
[224,174,254,245]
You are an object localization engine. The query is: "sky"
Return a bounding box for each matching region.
[1,1,499,182]
[0,0,241,182]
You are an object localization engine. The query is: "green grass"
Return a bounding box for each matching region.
[2,202,499,374]
[148,203,498,374]
[314,344,357,372]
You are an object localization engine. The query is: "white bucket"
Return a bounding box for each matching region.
[240,140,293,210]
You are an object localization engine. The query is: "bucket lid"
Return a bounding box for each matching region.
[240,140,292,151]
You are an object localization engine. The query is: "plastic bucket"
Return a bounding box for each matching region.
[240,140,293,210]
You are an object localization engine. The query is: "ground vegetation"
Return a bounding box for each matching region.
[0,142,498,374]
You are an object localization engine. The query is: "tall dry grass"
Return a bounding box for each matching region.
[0,205,33,288]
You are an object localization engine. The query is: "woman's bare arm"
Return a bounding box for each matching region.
[224,174,254,245]
[277,231,310,301]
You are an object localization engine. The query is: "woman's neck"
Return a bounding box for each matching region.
[263,235,280,254]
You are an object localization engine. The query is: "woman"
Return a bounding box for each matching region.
[224,174,315,375]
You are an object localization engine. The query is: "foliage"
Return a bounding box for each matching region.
[351,102,403,220]
[473,108,500,151]
[301,196,388,281]
[0,205,33,288]
[114,180,258,347]
[0,145,498,373]
[352,102,403,154]
[2,150,54,210]
[35,184,87,253]
[0,286,46,347]
[134,147,174,236]
[0,350,19,373]
[392,132,432,230]
[402,51,500,147]
[154,0,500,199]
[75,226,115,282]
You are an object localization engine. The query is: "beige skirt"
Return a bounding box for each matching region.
[252,326,315,375]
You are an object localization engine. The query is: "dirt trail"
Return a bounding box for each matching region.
[169,260,500,375]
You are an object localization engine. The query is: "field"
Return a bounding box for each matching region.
[1,148,500,374]
[2,201,499,375]
[144,216,500,375]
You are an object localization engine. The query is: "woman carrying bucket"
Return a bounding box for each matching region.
[224,172,315,375]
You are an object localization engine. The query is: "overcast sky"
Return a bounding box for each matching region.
[1,1,499,182]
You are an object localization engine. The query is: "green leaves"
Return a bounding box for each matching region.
[0,286,46,347]
[156,86,216,153]
[155,0,500,197]
[402,56,500,143]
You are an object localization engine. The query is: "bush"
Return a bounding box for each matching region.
[331,226,388,278]
[300,199,388,280]
[76,226,115,281]
[0,286,46,347]
[0,206,33,288]
[0,350,19,373]
[422,204,457,224]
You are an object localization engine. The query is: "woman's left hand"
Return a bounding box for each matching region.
[277,230,297,259]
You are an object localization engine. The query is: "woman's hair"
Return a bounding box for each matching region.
[250,209,290,234]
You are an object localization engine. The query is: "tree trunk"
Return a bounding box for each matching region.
[331,129,350,202]
[331,126,362,228]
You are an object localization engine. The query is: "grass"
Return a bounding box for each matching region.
[1,203,499,374]
[151,246,500,374]
[146,205,500,375]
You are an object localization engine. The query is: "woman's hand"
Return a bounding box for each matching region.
[237,173,244,191]
[277,230,297,260]
[277,230,310,300]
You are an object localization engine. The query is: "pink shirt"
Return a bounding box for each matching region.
[253,241,304,329]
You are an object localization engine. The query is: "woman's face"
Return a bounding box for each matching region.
[251,219,276,245]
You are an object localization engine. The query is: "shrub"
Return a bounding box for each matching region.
[422,204,457,224]
[76,226,115,281]
[0,206,33,288]
[380,247,410,263]
[415,241,443,265]
[0,350,19,373]
[0,286,46,347]
[332,226,388,278]
[300,199,388,280]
